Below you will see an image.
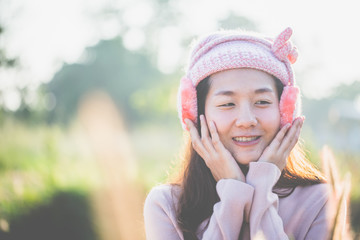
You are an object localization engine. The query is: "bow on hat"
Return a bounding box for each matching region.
[271,27,298,64]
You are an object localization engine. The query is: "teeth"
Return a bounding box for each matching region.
[233,136,259,142]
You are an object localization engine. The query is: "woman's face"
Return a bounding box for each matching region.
[204,68,281,165]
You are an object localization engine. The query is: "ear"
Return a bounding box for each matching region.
[279,85,300,126]
[177,77,198,130]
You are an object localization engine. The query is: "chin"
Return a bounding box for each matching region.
[234,156,258,166]
[233,149,263,166]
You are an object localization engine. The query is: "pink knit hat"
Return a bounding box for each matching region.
[177,27,300,130]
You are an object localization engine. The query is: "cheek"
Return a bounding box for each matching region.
[205,109,234,133]
[257,107,281,135]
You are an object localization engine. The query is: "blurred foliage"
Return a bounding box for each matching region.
[0,119,101,239]
[9,6,259,127]
[0,191,98,240]
[0,25,17,68]
[0,49,17,68]
[45,37,169,126]
[302,80,360,153]
[331,81,360,100]
[218,12,257,30]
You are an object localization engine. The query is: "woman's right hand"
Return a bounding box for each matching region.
[185,115,245,182]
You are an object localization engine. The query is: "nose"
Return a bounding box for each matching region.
[235,104,257,128]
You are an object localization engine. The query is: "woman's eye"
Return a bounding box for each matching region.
[256,100,271,105]
[218,103,235,107]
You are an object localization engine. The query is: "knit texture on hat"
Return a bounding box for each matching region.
[177,27,300,130]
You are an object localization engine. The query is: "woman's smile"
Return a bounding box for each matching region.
[232,135,261,145]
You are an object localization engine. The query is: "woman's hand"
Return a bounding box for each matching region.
[185,115,245,182]
[258,116,305,171]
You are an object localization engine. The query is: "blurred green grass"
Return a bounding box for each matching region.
[0,119,101,238]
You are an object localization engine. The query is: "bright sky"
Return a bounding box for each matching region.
[0,0,359,110]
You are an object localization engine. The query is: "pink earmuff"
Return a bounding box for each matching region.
[279,85,300,126]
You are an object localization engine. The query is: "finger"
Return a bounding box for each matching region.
[200,115,210,138]
[288,117,303,148]
[279,117,303,153]
[269,123,291,149]
[185,118,207,156]
[200,115,216,152]
[282,125,302,159]
[290,125,302,148]
[208,121,227,152]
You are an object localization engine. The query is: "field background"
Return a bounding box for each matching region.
[0,0,360,239]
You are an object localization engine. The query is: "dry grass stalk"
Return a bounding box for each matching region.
[78,91,145,240]
[321,145,352,240]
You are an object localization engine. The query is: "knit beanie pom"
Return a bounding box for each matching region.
[272,27,298,64]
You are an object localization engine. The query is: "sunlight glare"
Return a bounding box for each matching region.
[3,88,21,111]
[123,28,145,51]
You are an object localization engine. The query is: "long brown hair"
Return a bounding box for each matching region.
[171,76,325,240]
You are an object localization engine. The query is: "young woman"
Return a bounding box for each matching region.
[144,27,332,239]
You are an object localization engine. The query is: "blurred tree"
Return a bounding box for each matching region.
[218,12,257,30]
[0,24,18,123]
[0,25,17,68]
[302,79,360,152]
[2,0,259,127]
[330,80,360,100]
[45,37,167,126]
[42,4,259,127]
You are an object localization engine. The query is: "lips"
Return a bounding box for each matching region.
[232,136,260,142]
[232,135,261,146]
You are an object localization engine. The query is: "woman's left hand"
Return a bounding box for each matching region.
[258,116,305,171]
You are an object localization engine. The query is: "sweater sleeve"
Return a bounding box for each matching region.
[200,179,254,239]
[246,162,289,240]
[144,180,254,240]
[144,185,183,240]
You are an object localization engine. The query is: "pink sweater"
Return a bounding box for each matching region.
[144,162,332,240]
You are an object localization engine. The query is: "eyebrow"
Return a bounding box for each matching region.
[254,87,274,94]
[214,90,235,96]
[214,88,274,96]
